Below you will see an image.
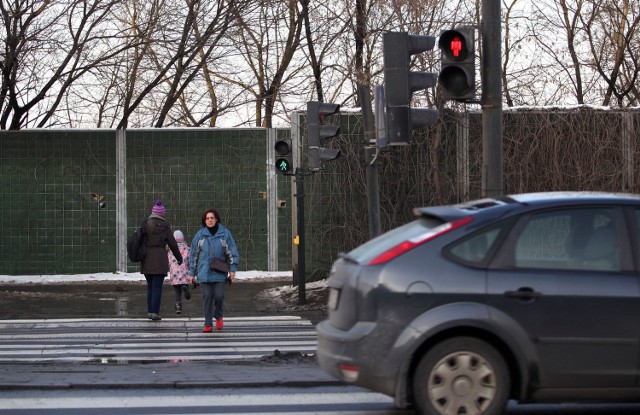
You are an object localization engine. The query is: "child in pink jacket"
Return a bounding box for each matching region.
[168,230,192,314]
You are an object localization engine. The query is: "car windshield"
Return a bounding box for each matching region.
[346,217,445,264]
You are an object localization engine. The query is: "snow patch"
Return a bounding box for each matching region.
[0,270,293,284]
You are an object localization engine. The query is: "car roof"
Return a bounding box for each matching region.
[508,191,640,205]
[413,191,640,222]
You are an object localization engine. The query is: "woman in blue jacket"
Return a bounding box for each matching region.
[189,208,240,332]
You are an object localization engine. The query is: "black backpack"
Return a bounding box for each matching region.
[127,221,148,263]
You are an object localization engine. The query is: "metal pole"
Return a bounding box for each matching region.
[481,0,503,197]
[115,128,127,272]
[295,168,306,304]
[358,85,382,238]
[365,147,381,238]
[266,129,278,271]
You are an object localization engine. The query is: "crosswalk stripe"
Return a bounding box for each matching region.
[1,389,392,408]
[0,316,314,328]
[0,331,318,340]
[0,386,407,414]
[0,316,318,363]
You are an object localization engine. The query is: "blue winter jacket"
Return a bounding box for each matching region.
[189,224,240,283]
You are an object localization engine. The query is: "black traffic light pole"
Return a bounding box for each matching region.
[295,167,306,304]
[283,166,309,305]
[482,0,503,197]
[358,84,382,238]
[299,101,342,304]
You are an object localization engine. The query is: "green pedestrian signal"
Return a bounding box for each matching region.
[274,138,293,174]
[276,157,292,173]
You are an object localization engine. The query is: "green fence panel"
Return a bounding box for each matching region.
[0,128,290,275]
[0,130,116,274]
[125,128,277,273]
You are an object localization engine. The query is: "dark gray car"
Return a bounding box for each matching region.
[316,192,640,415]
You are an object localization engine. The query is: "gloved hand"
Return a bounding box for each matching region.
[177,259,183,265]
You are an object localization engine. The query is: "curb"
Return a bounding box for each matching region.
[0,360,344,391]
[0,379,346,391]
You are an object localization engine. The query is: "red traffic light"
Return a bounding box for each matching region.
[439,27,475,101]
[317,103,340,122]
[450,36,462,57]
[439,29,471,61]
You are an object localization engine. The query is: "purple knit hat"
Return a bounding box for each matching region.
[151,200,166,217]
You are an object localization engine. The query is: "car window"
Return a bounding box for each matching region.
[514,208,620,272]
[634,209,640,235]
[448,227,502,266]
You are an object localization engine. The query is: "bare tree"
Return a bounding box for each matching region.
[217,0,304,128]
[580,0,640,106]
[0,0,128,130]
[107,0,249,129]
[502,0,524,107]
[2,0,639,128]
[300,0,355,105]
[151,0,244,127]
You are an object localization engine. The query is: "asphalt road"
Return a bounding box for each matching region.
[3,281,640,414]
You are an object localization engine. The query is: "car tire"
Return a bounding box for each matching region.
[412,336,510,415]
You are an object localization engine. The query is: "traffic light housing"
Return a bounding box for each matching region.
[307,101,341,171]
[274,138,293,174]
[383,31,439,146]
[439,27,475,101]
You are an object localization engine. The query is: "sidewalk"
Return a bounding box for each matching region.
[0,359,342,390]
[0,279,327,321]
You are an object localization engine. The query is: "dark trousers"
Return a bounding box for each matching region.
[173,284,188,303]
[144,274,165,314]
[201,282,225,326]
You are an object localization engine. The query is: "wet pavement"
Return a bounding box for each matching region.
[0,278,327,323]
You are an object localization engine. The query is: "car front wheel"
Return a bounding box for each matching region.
[413,336,510,415]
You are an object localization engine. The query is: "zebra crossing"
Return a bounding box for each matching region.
[0,316,317,363]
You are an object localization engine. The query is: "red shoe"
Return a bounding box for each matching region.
[202,325,212,333]
[216,318,224,331]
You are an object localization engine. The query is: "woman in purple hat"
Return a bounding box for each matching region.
[141,200,182,321]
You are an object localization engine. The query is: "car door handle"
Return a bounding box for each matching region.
[504,287,542,300]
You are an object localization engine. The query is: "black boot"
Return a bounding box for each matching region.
[182,284,191,300]
[175,302,182,314]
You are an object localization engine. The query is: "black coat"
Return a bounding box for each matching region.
[141,216,182,275]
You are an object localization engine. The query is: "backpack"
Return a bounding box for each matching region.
[127,222,148,263]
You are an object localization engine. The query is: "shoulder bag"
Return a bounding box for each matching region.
[207,238,230,273]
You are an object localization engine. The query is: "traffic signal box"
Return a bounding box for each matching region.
[439,27,476,101]
[274,138,293,174]
[307,101,341,171]
[383,31,439,146]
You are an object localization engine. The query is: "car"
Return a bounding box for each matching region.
[316,192,640,415]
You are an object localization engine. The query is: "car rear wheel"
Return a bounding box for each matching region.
[413,336,510,415]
